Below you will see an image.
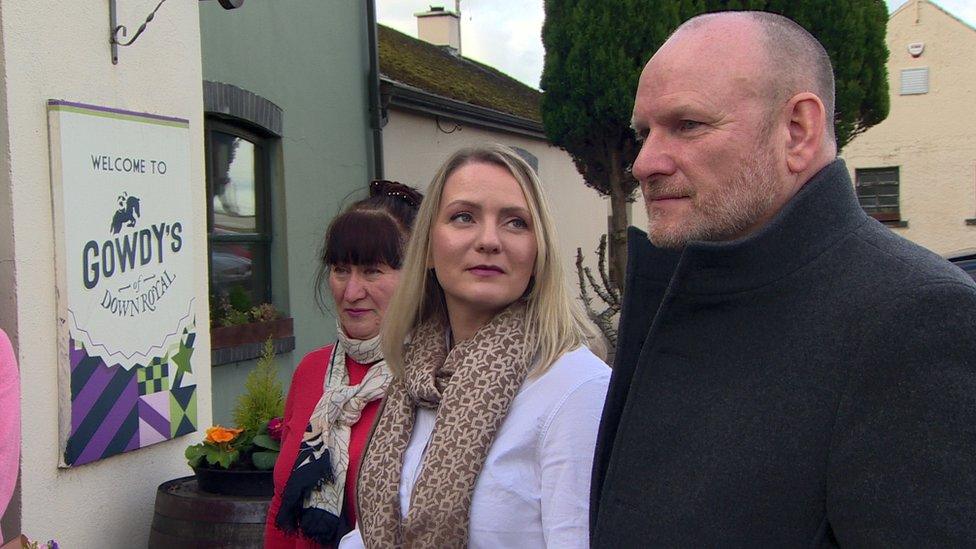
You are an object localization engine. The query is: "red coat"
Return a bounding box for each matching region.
[264,344,382,548]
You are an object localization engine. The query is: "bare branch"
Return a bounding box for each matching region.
[574,236,622,349]
[596,235,619,307]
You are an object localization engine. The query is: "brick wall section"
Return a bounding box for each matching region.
[203,81,283,136]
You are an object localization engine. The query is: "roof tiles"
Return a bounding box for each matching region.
[378,24,542,122]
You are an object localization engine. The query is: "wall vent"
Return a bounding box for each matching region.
[900,67,929,95]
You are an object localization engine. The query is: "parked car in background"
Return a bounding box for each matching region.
[944,249,976,281]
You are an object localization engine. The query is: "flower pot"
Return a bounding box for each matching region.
[192,465,274,497]
[211,317,294,350]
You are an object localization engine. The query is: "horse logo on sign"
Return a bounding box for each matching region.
[110,192,141,234]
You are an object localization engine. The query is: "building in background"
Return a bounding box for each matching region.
[198,2,616,426]
[0,1,380,544]
[378,7,612,295]
[0,1,210,545]
[199,1,378,423]
[0,2,616,544]
[842,0,976,253]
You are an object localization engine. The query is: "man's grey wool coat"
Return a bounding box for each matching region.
[591,159,976,547]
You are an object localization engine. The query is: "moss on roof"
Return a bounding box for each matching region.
[378,24,542,122]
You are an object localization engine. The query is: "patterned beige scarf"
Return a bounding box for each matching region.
[357,303,532,548]
[276,325,392,545]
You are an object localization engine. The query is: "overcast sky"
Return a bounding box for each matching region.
[377,0,976,90]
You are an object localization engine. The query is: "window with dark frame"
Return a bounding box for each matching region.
[205,119,272,308]
[855,167,900,222]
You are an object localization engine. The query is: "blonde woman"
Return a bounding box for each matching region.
[340,144,610,549]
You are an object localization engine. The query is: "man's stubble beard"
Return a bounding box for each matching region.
[645,145,780,249]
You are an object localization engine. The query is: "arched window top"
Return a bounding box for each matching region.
[511,146,539,173]
[203,81,283,137]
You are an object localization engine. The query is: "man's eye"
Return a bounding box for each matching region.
[678,120,703,131]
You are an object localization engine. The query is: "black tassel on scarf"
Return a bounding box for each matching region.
[275,445,348,545]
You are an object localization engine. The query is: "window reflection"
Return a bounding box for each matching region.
[205,119,272,309]
[211,131,257,234]
[211,241,268,304]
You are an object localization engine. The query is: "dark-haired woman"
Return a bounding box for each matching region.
[265,181,422,548]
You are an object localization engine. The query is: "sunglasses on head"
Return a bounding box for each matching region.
[370,179,422,208]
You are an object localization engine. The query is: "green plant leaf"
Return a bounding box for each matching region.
[203,445,222,466]
[185,444,206,468]
[228,285,253,313]
[200,444,239,469]
[216,449,239,469]
[235,430,256,451]
[185,444,204,460]
[252,434,280,451]
[252,450,279,470]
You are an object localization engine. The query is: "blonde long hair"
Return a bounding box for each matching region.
[381,144,604,377]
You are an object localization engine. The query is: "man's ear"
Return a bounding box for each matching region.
[784,92,827,174]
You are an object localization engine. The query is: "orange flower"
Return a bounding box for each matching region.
[205,425,243,444]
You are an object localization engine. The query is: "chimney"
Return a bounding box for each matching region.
[415,5,461,55]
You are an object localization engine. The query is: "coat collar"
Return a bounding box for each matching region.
[627,159,869,295]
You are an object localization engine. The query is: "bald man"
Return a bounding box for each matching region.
[590,11,976,546]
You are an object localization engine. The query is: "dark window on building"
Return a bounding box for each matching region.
[205,119,272,306]
[856,167,900,222]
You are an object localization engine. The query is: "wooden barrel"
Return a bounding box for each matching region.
[149,476,270,548]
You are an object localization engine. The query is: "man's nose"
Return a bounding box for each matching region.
[631,134,677,184]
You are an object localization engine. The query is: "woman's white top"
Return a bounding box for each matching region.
[339,346,610,549]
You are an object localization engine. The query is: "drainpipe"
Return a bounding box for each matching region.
[366,0,384,179]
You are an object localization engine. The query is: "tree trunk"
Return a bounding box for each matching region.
[608,182,629,292]
[606,147,630,291]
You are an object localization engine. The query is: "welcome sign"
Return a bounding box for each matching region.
[48,101,198,466]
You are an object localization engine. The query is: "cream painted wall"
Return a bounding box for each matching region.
[0,1,208,546]
[382,109,612,297]
[841,0,976,254]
